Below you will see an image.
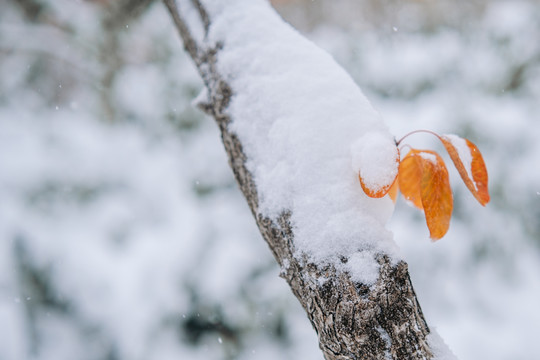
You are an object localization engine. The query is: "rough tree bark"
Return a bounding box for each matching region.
[164,1,434,359]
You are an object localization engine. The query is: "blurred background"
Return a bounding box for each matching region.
[1,0,539,359]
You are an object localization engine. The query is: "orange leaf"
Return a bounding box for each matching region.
[398,150,424,210]
[359,174,393,198]
[358,148,400,198]
[419,150,454,240]
[388,177,399,204]
[440,134,490,206]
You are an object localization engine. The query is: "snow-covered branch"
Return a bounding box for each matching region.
[164,0,443,358]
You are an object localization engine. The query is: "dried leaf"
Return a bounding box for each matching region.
[388,177,399,204]
[358,149,400,198]
[419,150,453,240]
[440,134,490,206]
[398,150,424,210]
[359,175,393,198]
[399,149,453,240]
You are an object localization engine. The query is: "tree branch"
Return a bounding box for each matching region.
[163,1,435,358]
[190,0,210,36]
[163,0,201,62]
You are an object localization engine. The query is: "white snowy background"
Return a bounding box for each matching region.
[1,0,539,359]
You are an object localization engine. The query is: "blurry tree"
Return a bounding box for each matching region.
[270,0,488,32]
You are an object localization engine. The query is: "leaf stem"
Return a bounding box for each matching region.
[396,129,441,146]
[399,144,413,155]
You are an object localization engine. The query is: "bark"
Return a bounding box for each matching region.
[163,1,434,359]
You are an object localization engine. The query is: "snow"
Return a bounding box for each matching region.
[203,0,400,277]
[344,250,380,285]
[376,326,392,360]
[427,329,458,360]
[351,133,398,193]
[443,134,474,189]
[418,151,438,165]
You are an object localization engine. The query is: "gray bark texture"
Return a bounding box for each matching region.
[163,1,434,359]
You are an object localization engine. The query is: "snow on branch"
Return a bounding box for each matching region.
[164,0,454,358]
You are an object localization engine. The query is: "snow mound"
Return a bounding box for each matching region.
[205,0,400,280]
[351,132,398,192]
